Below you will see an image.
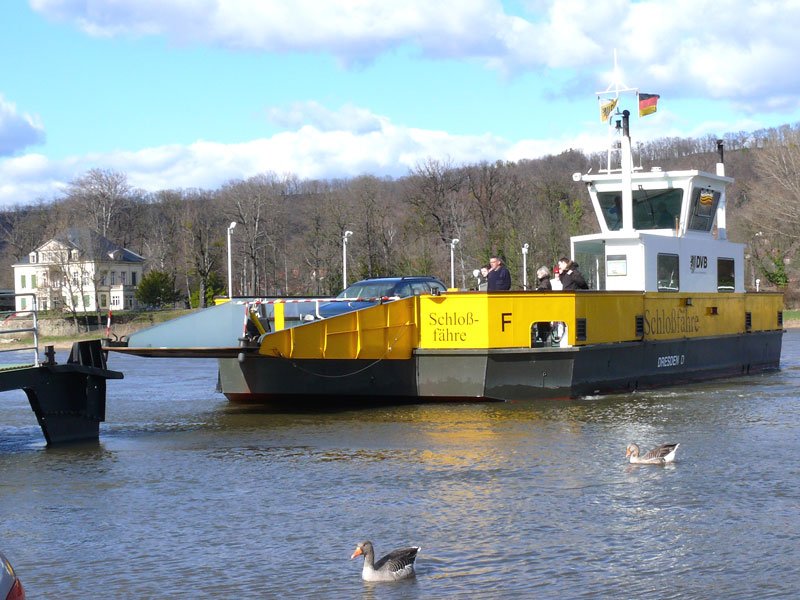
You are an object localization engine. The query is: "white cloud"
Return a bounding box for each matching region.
[0,94,46,156]
[0,95,781,207]
[268,102,385,134]
[28,0,800,108]
[0,105,546,205]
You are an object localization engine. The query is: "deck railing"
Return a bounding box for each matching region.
[0,292,40,366]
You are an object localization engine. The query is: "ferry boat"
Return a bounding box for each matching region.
[113,88,784,402]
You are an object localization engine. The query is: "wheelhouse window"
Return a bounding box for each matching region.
[657,253,680,291]
[607,254,627,276]
[688,188,720,232]
[598,189,683,231]
[718,258,735,292]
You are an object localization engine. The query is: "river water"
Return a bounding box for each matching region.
[1,331,799,598]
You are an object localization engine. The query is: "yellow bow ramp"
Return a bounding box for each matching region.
[258,297,419,360]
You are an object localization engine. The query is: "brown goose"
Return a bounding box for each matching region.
[626,442,680,464]
[350,540,420,582]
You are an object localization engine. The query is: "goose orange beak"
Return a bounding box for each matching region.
[350,547,363,559]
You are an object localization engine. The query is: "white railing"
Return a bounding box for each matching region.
[0,292,40,366]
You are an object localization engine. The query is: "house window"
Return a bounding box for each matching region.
[121,272,127,285]
[718,258,735,292]
[83,295,92,309]
[20,274,26,289]
[111,272,116,285]
[657,253,680,291]
[132,272,137,285]
[20,298,26,310]
[31,274,37,288]
[100,271,107,285]
[100,294,107,308]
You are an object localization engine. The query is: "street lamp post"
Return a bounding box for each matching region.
[522,243,529,290]
[227,221,237,298]
[450,238,460,288]
[342,231,353,288]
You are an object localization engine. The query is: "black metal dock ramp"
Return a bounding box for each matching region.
[1,293,123,445]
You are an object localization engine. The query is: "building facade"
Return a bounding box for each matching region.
[13,228,145,313]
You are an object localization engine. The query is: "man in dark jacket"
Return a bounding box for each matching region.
[557,257,588,290]
[487,256,511,290]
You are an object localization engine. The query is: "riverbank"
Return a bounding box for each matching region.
[0,308,196,353]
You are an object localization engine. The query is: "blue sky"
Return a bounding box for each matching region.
[2,0,800,206]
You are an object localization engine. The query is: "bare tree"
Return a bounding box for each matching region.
[217,173,292,295]
[64,168,133,237]
[182,191,225,307]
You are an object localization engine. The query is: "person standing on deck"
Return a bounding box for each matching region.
[557,257,588,290]
[536,266,552,290]
[478,265,490,291]
[487,256,511,291]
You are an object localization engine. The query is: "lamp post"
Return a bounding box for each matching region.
[226,221,237,298]
[450,238,460,288]
[522,243,529,290]
[342,230,353,288]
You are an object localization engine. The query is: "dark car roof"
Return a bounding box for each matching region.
[356,276,441,282]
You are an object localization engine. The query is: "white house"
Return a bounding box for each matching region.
[13,228,145,313]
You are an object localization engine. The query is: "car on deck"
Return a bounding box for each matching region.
[318,276,447,318]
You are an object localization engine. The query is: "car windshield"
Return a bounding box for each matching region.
[337,283,397,299]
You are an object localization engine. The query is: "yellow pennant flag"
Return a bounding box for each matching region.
[600,98,618,122]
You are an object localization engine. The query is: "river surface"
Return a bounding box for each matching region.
[1,332,799,598]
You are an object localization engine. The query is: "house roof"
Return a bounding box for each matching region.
[15,228,145,265]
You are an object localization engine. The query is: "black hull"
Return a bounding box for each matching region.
[219,330,783,403]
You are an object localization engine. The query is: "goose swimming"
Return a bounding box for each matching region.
[626,442,680,464]
[350,540,419,582]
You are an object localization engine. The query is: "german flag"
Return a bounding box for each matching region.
[639,93,660,117]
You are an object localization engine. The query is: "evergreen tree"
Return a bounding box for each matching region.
[136,270,182,308]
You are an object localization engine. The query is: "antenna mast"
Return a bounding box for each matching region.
[596,50,638,174]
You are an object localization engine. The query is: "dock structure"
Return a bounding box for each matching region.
[1,293,123,445]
